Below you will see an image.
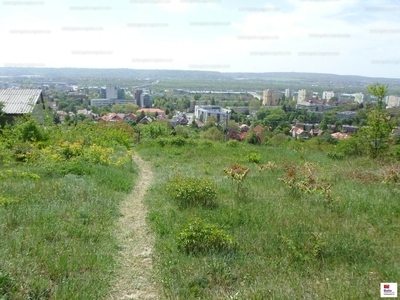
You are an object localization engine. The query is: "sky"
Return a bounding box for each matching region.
[0,0,399,78]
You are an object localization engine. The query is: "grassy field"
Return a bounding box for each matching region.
[0,120,138,299]
[136,139,400,299]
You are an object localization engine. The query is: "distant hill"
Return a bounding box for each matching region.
[1,67,400,87]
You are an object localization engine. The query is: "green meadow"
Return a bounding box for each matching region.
[0,117,399,299]
[136,138,399,299]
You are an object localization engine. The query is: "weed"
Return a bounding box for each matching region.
[176,219,237,255]
[223,164,250,195]
[166,175,217,207]
[247,153,261,164]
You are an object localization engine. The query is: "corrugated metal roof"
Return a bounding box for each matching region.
[0,89,42,114]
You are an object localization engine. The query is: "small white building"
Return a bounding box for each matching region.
[194,105,231,123]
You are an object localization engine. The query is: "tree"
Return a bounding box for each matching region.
[124,103,138,114]
[368,83,388,110]
[249,99,261,113]
[359,83,393,158]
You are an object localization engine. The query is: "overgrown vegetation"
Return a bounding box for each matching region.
[0,117,137,299]
[137,136,399,299]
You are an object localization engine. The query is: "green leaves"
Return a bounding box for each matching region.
[166,175,217,207]
[177,219,237,255]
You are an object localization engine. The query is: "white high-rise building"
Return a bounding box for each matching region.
[322,91,337,101]
[106,85,118,99]
[298,89,313,103]
[263,89,281,106]
[387,95,400,108]
[285,89,294,99]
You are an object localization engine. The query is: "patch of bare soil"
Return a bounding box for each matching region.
[110,155,157,299]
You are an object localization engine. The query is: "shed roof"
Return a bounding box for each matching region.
[0,89,43,114]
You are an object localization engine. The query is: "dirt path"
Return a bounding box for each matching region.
[110,155,157,300]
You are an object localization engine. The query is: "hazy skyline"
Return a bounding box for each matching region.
[1,0,399,78]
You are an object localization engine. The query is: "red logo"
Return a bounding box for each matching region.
[384,284,390,289]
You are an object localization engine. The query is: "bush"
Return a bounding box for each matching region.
[202,127,223,141]
[247,152,261,164]
[327,152,345,160]
[226,139,239,147]
[170,136,186,147]
[177,219,237,254]
[166,175,217,207]
[336,137,364,156]
[389,145,400,161]
[157,137,168,147]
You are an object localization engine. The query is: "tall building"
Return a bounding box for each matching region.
[297,89,313,103]
[263,89,280,106]
[117,88,125,100]
[285,89,294,99]
[106,85,118,99]
[135,89,143,106]
[100,85,125,99]
[353,92,365,104]
[322,91,337,101]
[140,90,153,108]
[387,95,400,108]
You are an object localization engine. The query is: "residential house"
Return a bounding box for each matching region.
[0,88,45,124]
[331,132,351,140]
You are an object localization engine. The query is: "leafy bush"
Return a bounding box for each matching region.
[389,145,400,161]
[177,219,237,254]
[157,138,168,147]
[226,139,239,147]
[245,133,260,145]
[11,142,35,162]
[247,152,261,164]
[336,137,364,156]
[166,175,217,207]
[202,127,223,141]
[170,136,186,147]
[327,152,344,160]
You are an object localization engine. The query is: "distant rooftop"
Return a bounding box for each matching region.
[0,88,43,114]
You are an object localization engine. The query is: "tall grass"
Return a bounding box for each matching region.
[0,120,138,299]
[137,139,400,299]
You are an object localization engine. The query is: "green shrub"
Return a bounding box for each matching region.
[327,152,344,160]
[157,138,169,147]
[12,142,35,162]
[247,152,261,164]
[170,136,186,147]
[336,137,364,156]
[202,127,223,141]
[177,219,237,254]
[166,175,217,207]
[226,139,239,147]
[389,145,400,161]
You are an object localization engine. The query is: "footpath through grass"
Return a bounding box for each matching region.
[137,139,400,299]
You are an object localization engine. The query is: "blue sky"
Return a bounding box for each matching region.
[0,0,399,78]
